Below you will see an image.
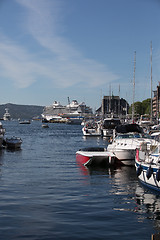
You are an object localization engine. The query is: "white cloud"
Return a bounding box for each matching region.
[0,40,37,88]
[0,0,119,90]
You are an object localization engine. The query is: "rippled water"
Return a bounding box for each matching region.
[0,121,160,240]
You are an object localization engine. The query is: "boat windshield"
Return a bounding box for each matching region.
[103,119,121,129]
[151,146,159,155]
[116,134,136,139]
[116,133,152,139]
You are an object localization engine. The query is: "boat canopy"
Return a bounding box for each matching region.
[103,119,121,129]
[79,147,106,152]
[115,124,143,133]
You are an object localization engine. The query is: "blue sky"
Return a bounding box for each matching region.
[0,0,160,110]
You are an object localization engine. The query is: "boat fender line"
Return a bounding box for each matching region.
[136,149,140,162]
[156,168,160,182]
[146,165,153,180]
[136,164,142,177]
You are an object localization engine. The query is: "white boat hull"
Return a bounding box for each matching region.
[113,149,135,166]
[135,148,160,192]
[107,144,136,166]
[107,134,158,166]
[135,161,160,191]
[102,129,113,137]
[82,127,101,137]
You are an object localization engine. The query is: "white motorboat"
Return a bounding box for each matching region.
[135,143,160,192]
[19,120,31,124]
[82,120,102,137]
[102,117,121,137]
[0,122,5,148]
[150,131,160,141]
[107,124,158,166]
[42,124,49,128]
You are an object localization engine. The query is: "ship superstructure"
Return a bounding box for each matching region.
[3,108,11,121]
[42,100,93,122]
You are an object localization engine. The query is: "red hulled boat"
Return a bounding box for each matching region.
[76,147,116,167]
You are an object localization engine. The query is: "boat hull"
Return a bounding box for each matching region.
[135,149,160,192]
[19,120,31,124]
[102,129,113,137]
[76,148,116,167]
[114,149,135,166]
[5,137,22,149]
[0,135,3,148]
[107,145,135,166]
[82,127,102,137]
[107,134,158,166]
[135,161,160,191]
[42,124,49,128]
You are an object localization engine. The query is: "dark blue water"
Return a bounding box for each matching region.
[0,121,160,240]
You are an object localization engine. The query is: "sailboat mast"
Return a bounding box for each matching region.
[118,84,120,117]
[150,41,153,122]
[132,51,136,123]
[109,84,111,114]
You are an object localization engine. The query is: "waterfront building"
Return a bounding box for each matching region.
[152,82,160,120]
[96,95,129,118]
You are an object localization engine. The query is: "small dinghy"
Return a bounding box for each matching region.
[19,120,31,124]
[42,124,49,128]
[4,137,22,149]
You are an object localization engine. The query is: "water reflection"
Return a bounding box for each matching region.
[78,162,157,205]
[77,162,160,237]
[77,161,136,180]
[1,120,159,240]
[77,162,137,197]
[5,148,22,153]
[0,149,4,165]
[135,184,160,229]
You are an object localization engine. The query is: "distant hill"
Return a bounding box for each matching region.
[0,103,44,120]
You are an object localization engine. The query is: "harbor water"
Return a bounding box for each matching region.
[0,121,160,240]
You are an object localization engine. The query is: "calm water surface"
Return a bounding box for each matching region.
[0,121,160,240]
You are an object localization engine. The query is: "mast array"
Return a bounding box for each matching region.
[150,41,153,122]
[132,51,136,123]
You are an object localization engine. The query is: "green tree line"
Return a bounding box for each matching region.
[129,98,151,116]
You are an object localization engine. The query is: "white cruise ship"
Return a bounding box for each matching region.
[42,100,93,124]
